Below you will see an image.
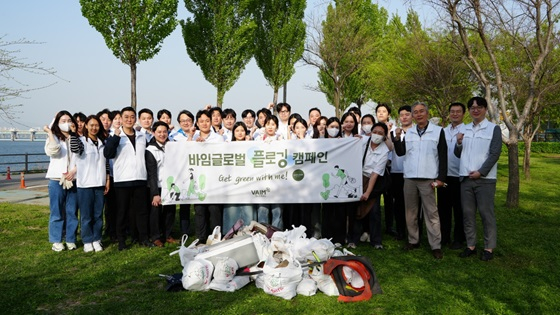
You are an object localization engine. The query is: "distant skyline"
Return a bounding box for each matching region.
[0,0,434,129]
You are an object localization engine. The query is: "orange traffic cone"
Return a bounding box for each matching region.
[6,167,11,180]
[20,172,26,189]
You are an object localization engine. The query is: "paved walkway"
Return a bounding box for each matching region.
[0,172,49,206]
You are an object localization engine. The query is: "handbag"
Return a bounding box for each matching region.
[356,137,389,219]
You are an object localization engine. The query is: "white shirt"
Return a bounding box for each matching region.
[362,138,389,178]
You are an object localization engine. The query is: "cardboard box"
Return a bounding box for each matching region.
[196,235,259,268]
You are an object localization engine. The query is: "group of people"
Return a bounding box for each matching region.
[44,96,501,261]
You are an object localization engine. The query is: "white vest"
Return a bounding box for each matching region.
[444,123,465,177]
[146,144,165,188]
[403,123,442,179]
[76,137,107,188]
[112,130,147,183]
[459,119,498,179]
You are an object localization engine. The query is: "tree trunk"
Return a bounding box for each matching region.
[216,89,224,108]
[523,136,531,180]
[333,84,340,118]
[506,135,520,208]
[130,63,137,110]
[273,87,278,105]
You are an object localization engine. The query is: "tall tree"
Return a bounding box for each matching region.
[80,0,178,110]
[253,0,306,105]
[303,0,376,117]
[182,0,255,107]
[430,0,558,207]
[368,11,474,124]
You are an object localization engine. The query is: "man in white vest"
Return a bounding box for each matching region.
[455,96,502,261]
[394,102,447,259]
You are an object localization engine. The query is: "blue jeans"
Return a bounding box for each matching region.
[78,187,105,243]
[257,204,283,230]
[223,204,256,231]
[48,180,78,243]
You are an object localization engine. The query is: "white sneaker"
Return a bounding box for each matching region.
[83,243,94,253]
[92,241,103,252]
[359,232,370,243]
[66,242,77,251]
[52,242,65,252]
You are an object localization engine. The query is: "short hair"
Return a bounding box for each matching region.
[157,109,172,120]
[372,122,388,137]
[209,106,224,118]
[348,107,362,117]
[151,121,169,133]
[276,102,291,113]
[195,109,212,126]
[231,121,248,142]
[293,117,308,130]
[411,102,428,112]
[308,107,321,116]
[467,97,488,108]
[361,114,375,124]
[223,108,237,119]
[96,108,111,118]
[263,115,279,127]
[398,105,412,114]
[375,103,391,115]
[121,106,136,115]
[138,108,153,118]
[177,110,194,123]
[242,109,255,118]
[73,112,86,122]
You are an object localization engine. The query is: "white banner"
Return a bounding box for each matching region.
[161,138,363,205]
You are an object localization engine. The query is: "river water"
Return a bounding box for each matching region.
[0,140,48,172]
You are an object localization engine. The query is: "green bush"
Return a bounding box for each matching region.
[501,142,560,154]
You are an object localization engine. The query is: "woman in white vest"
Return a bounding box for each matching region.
[70,115,110,253]
[43,110,79,252]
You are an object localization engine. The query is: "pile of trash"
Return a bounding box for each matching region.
[166,221,382,302]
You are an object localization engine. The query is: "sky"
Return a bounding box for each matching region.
[0,0,434,129]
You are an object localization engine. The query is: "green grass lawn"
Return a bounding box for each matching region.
[1,154,559,314]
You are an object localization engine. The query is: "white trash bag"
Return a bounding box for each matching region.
[182,258,214,291]
[296,277,317,296]
[262,251,303,300]
[209,257,238,291]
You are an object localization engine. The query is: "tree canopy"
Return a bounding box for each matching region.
[80,0,178,109]
[181,0,255,107]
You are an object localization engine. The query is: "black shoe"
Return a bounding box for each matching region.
[432,249,443,259]
[141,240,155,248]
[480,250,494,261]
[118,241,128,251]
[394,233,405,241]
[459,247,477,258]
[449,241,464,250]
[404,242,420,250]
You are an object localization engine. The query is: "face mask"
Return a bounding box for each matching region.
[371,134,384,144]
[362,124,373,134]
[58,122,70,132]
[327,128,339,137]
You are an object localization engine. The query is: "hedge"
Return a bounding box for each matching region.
[501,142,560,154]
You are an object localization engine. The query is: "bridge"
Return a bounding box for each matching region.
[0,130,47,141]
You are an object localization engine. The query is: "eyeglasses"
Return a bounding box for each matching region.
[179,119,192,124]
[469,106,485,111]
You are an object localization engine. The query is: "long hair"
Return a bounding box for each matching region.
[51,110,77,141]
[340,112,359,136]
[82,115,107,142]
[326,117,341,138]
